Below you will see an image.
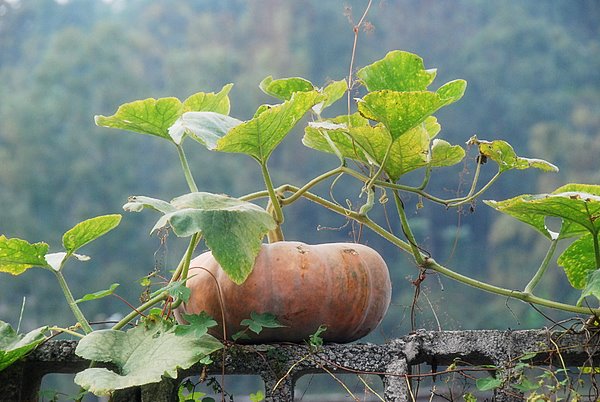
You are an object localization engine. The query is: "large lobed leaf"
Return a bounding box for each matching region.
[95,84,233,142]
[485,184,600,240]
[304,115,463,181]
[0,236,49,275]
[357,80,466,141]
[168,112,242,148]
[0,321,48,372]
[127,193,276,284]
[577,269,600,307]
[74,321,222,396]
[557,234,598,289]
[217,90,323,163]
[357,50,437,92]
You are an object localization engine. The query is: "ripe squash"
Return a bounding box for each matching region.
[175,241,391,343]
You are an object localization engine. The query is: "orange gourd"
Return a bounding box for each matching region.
[175,241,391,343]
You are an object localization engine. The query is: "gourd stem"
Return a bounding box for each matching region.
[112,292,169,331]
[52,269,93,334]
[524,238,559,294]
[266,200,284,242]
[176,144,199,193]
[393,190,424,265]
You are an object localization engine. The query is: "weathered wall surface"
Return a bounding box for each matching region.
[1,329,599,401]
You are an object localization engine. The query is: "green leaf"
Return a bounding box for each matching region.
[0,321,48,372]
[150,279,191,303]
[485,184,600,240]
[259,76,315,100]
[123,196,177,215]
[357,50,437,92]
[512,377,539,392]
[578,268,600,306]
[304,115,446,180]
[357,81,465,141]
[476,376,502,391]
[558,234,598,289]
[468,136,558,173]
[175,312,218,338]
[74,321,222,396]
[249,391,265,402]
[314,79,347,114]
[95,97,183,141]
[76,283,119,304]
[240,312,286,335]
[153,193,276,284]
[168,112,242,148]
[182,83,233,115]
[0,236,49,275]
[430,139,466,167]
[62,215,122,254]
[349,119,435,180]
[308,325,327,348]
[303,113,370,162]
[217,90,323,163]
[95,85,234,142]
[463,393,477,402]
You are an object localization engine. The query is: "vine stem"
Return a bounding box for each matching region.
[393,190,424,265]
[261,161,283,223]
[346,0,373,114]
[237,169,599,315]
[364,141,393,193]
[48,326,85,338]
[275,185,600,316]
[51,269,93,334]
[586,204,600,269]
[524,237,559,294]
[176,144,199,193]
[112,292,169,331]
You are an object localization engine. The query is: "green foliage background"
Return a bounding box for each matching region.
[1,0,599,337]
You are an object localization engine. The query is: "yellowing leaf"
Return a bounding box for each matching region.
[62,215,122,254]
[430,139,465,167]
[217,90,323,163]
[485,184,600,239]
[557,234,598,289]
[183,83,233,114]
[357,81,465,141]
[95,84,234,142]
[468,136,558,173]
[259,76,314,100]
[95,97,183,140]
[357,50,437,92]
[0,236,49,275]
